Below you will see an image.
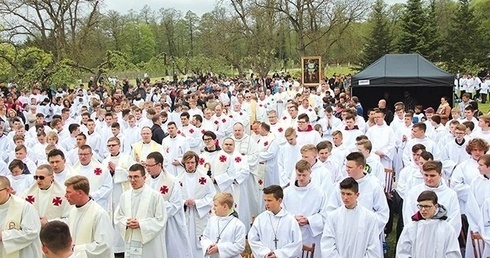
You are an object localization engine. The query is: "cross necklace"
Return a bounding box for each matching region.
[216,216,234,243]
[268,213,282,249]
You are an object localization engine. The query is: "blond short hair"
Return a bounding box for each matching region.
[64,176,90,195]
[295,159,311,173]
[300,144,317,154]
[213,192,234,209]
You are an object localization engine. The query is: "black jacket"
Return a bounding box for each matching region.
[151,124,166,144]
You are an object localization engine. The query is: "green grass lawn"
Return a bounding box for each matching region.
[479,102,490,113]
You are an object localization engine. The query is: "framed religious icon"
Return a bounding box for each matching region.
[301,56,322,87]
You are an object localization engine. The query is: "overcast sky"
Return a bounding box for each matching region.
[104,0,405,16]
[103,0,217,15]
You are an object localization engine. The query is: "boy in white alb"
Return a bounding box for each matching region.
[322,177,381,257]
[283,160,326,256]
[201,192,246,258]
[396,190,461,258]
[248,185,302,258]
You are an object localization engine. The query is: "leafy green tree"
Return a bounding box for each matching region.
[423,0,442,61]
[396,0,428,54]
[442,0,483,72]
[359,0,393,69]
[136,23,157,63]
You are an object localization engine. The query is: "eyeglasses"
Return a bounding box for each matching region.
[107,144,119,147]
[146,163,160,168]
[0,188,8,192]
[33,175,46,180]
[127,175,142,180]
[416,204,434,210]
[203,138,213,142]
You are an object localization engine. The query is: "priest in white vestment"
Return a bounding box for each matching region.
[283,160,326,256]
[180,112,203,153]
[130,127,161,163]
[231,123,260,226]
[22,164,71,223]
[257,123,280,188]
[248,185,302,258]
[321,177,381,258]
[396,190,461,258]
[115,164,168,258]
[65,175,113,258]
[221,138,256,231]
[200,131,235,194]
[212,105,233,141]
[0,176,42,258]
[201,192,246,258]
[179,151,216,258]
[162,122,189,176]
[102,137,135,254]
[72,145,113,211]
[145,152,192,258]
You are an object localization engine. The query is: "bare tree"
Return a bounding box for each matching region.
[249,0,371,56]
[0,0,101,62]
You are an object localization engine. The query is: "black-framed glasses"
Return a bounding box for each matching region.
[203,138,213,142]
[416,204,434,210]
[146,163,160,168]
[33,175,46,180]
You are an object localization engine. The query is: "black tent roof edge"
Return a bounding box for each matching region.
[352,53,453,88]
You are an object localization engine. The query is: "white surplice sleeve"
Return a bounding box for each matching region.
[195,179,216,218]
[2,203,41,255]
[214,159,235,192]
[90,168,113,204]
[306,195,326,237]
[321,212,342,258]
[75,208,114,257]
[273,219,302,258]
[167,180,184,217]
[216,219,246,257]
[138,194,167,244]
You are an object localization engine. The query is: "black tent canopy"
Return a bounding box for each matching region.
[351,54,454,118]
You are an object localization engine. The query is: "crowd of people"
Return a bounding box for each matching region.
[0,71,488,258]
